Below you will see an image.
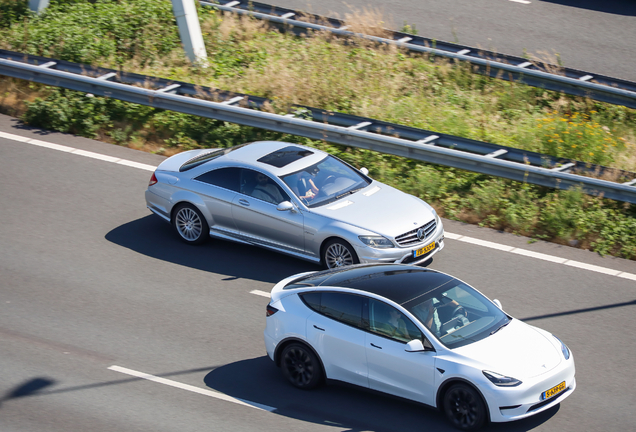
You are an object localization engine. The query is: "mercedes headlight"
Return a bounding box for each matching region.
[359,236,394,248]
[553,335,571,360]
[483,370,522,387]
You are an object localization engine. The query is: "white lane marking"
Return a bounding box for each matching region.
[457,236,515,252]
[72,148,121,163]
[563,260,622,276]
[108,365,276,412]
[443,232,463,240]
[116,159,156,171]
[3,129,635,281]
[511,248,568,264]
[250,290,271,298]
[0,131,30,142]
[618,272,636,281]
[0,130,154,170]
[509,0,531,4]
[29,139,74,152]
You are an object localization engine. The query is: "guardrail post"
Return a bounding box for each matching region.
[171,0,208,65]
[28,0,49,14]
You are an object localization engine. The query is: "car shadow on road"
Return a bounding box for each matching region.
[105,215,318,284]
[204,356,559,432]
[539,0,636,16]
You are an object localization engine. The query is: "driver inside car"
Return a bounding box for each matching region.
[413,296,468,337]
[297,169,320,201]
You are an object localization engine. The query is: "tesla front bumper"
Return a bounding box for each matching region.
[484,355,576,423]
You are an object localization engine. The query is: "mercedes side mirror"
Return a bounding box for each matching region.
[360,167,369,176]
[493,299,502,309]
[276,201,297,213]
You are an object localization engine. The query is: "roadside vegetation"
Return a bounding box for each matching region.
[1,0,635,260]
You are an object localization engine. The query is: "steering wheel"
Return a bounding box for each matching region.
[450,305,467,324]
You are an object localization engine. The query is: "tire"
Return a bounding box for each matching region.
[172,203,209,245]
[322,239,359,269]
[443,383,487,431]
[280,343,322,390]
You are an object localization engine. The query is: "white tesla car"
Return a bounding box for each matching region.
[263,264,576,430]
[145,141,444,268]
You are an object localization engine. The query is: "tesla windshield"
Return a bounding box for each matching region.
[404,280,510,349]
[280,155,371,207]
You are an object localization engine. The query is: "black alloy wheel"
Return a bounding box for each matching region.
[443,383,487,431]
[281,343,322,390]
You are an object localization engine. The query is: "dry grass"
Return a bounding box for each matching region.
[341,5,393,39]
[0,78,38,117]
[527,49,566,76]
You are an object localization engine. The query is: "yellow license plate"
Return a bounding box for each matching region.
[414,242,436,257]
[541,381,566,400]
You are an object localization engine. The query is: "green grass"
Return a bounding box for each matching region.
[1,0,635,260]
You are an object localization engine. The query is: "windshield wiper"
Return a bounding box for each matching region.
[490,319,511,335]
[335,187,364,200]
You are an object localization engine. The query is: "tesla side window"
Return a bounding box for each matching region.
[368,299,423,343]
[300,292,364,329]
[240,169,290,205]
[195,167,241,192]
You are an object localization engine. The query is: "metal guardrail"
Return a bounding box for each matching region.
[203,0,636,110]
[1,52,636,203]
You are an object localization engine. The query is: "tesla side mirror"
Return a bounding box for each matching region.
[493,299,502,309]
[405,339,425,352]
[276,201,296,213]
[360,167,369,176]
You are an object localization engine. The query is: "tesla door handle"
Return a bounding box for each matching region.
[370,343,383,349]
[238,199,250,206]
[313,325,325,331]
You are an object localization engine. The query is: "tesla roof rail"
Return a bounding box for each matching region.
[1,51,635,203]
[202,0,636,110]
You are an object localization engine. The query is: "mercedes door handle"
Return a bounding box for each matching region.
[238,199,250,206]
[313,325,325,331]
[370,343,383,349]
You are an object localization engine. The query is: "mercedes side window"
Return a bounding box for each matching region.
[240,169,290,205]
[195,167,241,192]
[368,299,423,343]
[300,292,364,329]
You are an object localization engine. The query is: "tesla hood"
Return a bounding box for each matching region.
[454,319,562,379]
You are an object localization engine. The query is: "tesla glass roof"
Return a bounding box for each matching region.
[257,146,314,168]
[285,264,455,305]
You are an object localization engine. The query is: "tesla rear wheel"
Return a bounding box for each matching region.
[322,239,359,269]
[172,204,209,245]
[443,383,487,431]
[281,343,322,390]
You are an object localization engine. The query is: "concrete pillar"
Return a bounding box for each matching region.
[171,0,208,65]
[28,0,49,14]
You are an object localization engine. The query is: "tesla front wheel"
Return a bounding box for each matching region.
[443,383,487,431]
[322,239,359,269]
[281,343,322,390]
[172,204,209,245]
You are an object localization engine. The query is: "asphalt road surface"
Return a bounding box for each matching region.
[1,113,635,431]
[268,0,636,82]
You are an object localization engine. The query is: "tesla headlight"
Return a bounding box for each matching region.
[358,236,394,248]
[483,370,522,387]
[553,335,571,360]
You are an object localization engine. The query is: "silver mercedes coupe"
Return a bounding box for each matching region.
[145,141,445,268]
